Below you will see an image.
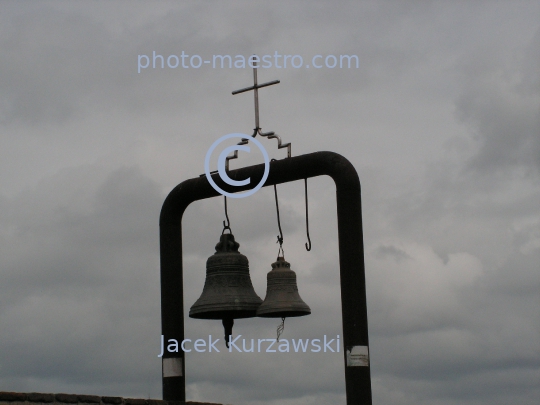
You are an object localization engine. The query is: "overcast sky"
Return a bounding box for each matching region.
[0,1,539,404]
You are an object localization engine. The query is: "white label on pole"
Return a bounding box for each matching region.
[163,357,183,377]
[346,346,369,367]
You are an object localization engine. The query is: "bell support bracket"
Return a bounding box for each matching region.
[160,150,371,405]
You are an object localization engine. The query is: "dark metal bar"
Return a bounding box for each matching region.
[231,79,280,95]
[160,151,371,404]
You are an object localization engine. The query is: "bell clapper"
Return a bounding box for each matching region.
[276,316,286,341]
[222,317,234,348]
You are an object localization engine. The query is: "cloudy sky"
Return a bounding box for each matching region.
[0,1,539,404]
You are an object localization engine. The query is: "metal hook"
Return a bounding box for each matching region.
[304,178,312,251]
[222,196,232,234]
[273,182,284,258]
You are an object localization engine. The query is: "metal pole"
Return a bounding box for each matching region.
[160,151,372,404]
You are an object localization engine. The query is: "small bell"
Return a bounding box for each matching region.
[256,256,311,318]
[189,231,262,346]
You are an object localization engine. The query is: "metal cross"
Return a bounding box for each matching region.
[232,64,280,131]
[225,59,291,168]
[199,61,291,177]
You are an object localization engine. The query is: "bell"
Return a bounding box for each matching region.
[189,231,262,345]
[256,256,311,318]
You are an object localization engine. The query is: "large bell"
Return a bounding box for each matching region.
[189,231,262,345]
[256,256,311,318]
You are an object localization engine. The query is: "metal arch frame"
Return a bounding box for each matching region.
[160,151,372,405]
